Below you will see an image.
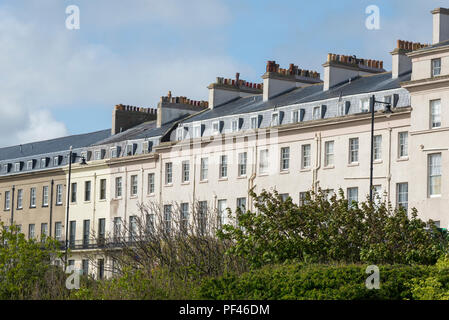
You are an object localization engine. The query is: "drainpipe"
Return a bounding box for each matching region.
[158,153,163,210]
[192,154,197,210]
[387,127,392,203]
[248,145,257,211]
[49,179,54,237]
[10,185,15,226]
[312,132,322,192]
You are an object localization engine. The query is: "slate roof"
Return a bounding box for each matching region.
[183,71,411,123]
[0,129,111,161]
[93,116,188,145]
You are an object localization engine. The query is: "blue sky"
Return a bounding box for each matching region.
[0,0,447,147]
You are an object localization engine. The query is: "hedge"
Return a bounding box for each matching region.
[198,263,434,300]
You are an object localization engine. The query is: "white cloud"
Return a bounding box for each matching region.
[0,0,243,147]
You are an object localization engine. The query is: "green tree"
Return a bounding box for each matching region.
[218,188,447,268]
[0,223,66,299]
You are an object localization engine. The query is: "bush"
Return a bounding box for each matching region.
[198,263,434,300]
[410,255,449,300]
[219,189,447,268]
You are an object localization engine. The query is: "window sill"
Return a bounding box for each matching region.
[55,203,63,206]
[16,208,23,211]
[373,159,383,164]
[147,193,155,197]
[347,162,359,167]
[29,206,36,209]
[129,195,138,199]
[280,170,290,174]
[237,175,247,179]
[181,181,190,185]
[199,179,208,184]
[98,199,107,202]
[300,168,311,172]
[218,178,228,182]
[113,197,122,200]
[429,195,442,199]
[164,184,173,187]
[83,201,91,204]
[323,165,335,170]
[397,157,409,162]
[258,173,269,177]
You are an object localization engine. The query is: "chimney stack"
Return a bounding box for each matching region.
[391,40,429,79]
[112,104,157,135]
[208,73,262,109]
[432,8,449,44]
[262,61,321,101]
[322,54,385,91]
[157,92,208,128]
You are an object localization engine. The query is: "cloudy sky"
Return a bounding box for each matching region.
[0,0,447,147]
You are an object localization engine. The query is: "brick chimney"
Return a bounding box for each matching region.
[262,61,321,101]
[322,54,385,91]
[207,73,263,109]
[157,91,208,127]
[432,8,449,44]
[112,105,157,135]
[391,40,429,79]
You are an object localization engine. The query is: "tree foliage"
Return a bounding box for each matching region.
[218,188,447,268]
[0,223,66,299]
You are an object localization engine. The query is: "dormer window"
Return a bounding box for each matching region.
[271,113,279,126]
[176,127,185,141]
[110,147,118,158]
[27,160,34,170]
[338,103,344,116]
[14,163,21,172]
[53,156,60,166]
[313,106,321,120]
[194,125,201,138]
[231,120,238,132]
[292,111,299,123]
[432,58,441,77]
[250,116,258,129]
[80,151,88,161]
[360,98,370,113]
[94,150,102,160]
[142,141,150,154]
[212,121,219,135]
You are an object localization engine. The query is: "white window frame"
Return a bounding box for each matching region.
[27,160,33,170]
[4,191,10,210]
[165,162,173,185]
[56,184,63,205]
[259,149,269,174]
[396,182,408,211]
[238,152,247,177]
[432,58,441,77]
[200,158,208,181]
[182,160,190,183]
[373,135,382,161]
[281,147,290,171]
[347,187,358,207]
[219,155,228,179]
[130,175,138,196]
[428,153,442,197]
[313,106,321,120]
[337,103,345,116]
[292,110,299,123]
[430,99,441,129]
[42,186,49,207]
[301,144,311,169]
[110,147,117,158]
[250,116,258,129]
[148,173,155,195]
[14,163,20,172]
[360,98,370,113]
[194,125,201,138]
[324,141,334,167]
[231,119,238,132]
[398,132,408,158]
[271,112,279,126]
[30,187,36,208]
[212,121,220,135]
[115,177,122,198]
[349,138,359,164]
[17,189,23,209]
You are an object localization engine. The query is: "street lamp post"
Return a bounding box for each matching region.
[64,146,87,271]
[369,94,398,203]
